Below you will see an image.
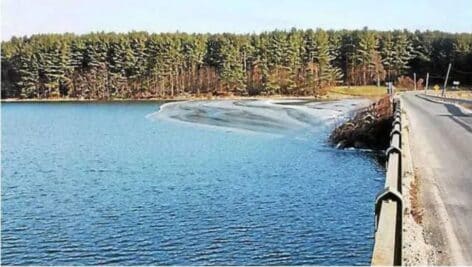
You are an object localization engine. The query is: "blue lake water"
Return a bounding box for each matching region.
[1,101,384,265]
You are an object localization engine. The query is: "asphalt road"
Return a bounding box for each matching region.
[402,92,472,264]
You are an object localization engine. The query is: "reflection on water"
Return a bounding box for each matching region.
[1,100,383,265]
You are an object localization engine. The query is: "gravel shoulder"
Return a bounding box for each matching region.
[401,92,472,265]
[401,110,437,265]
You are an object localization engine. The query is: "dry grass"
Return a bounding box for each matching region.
[427,89,472,100]
[410,170,424,224]
[461,103,472,110]
[327,86,388,98]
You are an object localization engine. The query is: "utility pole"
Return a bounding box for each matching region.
[442,63,452,97]
[413,73,417,90]
[425,72,430,95]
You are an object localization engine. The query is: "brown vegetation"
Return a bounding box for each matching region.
[397,75,424,90]
[410,172,424,224]
[330,95,393,150]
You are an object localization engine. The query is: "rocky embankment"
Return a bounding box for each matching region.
[330,96,393,150]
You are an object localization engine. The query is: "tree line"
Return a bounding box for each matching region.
[1,28,471,99]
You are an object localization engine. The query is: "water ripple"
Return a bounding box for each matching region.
[2,101,384,265]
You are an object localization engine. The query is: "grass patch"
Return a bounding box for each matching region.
[427,89,472,100]
[328,86,388,97]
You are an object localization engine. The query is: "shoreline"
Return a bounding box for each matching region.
[0,92,380,104]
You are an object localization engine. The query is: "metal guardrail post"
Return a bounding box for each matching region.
[372,98,403,266]
[372,200,399,265]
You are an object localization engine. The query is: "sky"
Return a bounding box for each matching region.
[2,0,472,40]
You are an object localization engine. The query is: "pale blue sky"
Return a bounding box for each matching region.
[2,0,472,40]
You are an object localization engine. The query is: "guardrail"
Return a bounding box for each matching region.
[371,98,403,266]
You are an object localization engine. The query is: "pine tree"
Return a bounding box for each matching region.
[2,29,472,99]
[17,47,40,98]
[392,31,414,78]
[358,30,384,86]
[380,33,395,81]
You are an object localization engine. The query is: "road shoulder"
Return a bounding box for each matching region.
[401,95,467,264]
[401,108,436,265]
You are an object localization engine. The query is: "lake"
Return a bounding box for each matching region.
[1,99,384,265]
